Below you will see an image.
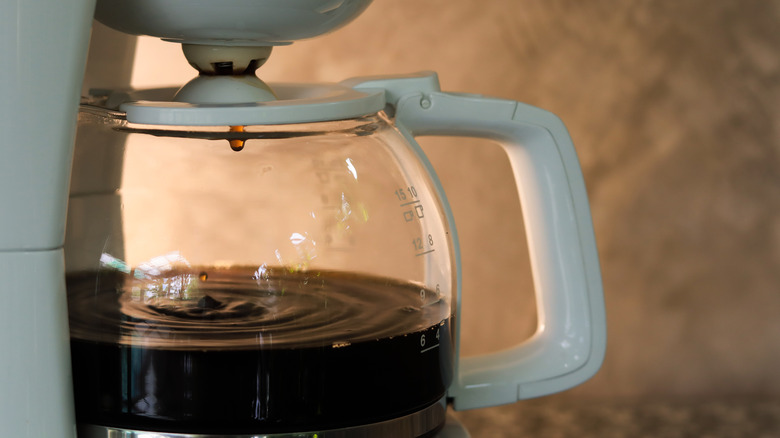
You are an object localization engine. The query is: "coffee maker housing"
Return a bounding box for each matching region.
[0,1,605,436]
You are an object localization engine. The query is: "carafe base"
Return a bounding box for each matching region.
[77,396,447,438]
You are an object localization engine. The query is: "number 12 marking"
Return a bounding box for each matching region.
[413,234,435,256]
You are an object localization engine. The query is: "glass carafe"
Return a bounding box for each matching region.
[65,73,605,438]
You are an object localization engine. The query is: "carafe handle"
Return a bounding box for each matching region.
[349,72,606,410]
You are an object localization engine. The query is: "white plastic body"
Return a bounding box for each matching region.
[0,0,94,251]
[94,0,373,46]
[0,2,136,437]
[351,72,606,410]
[0,0,93,436]
[0,251,74,437]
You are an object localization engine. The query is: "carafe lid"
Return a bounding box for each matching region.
[105,83,386,126]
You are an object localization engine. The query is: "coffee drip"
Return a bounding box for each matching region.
[228,125,246,151]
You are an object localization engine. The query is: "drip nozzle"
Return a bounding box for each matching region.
[174,44,277,104]
[182,44,272,75]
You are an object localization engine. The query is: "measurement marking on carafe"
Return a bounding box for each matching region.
[395,187,426,223]
[420,331,440,353]
[412,235,434,255]
[421,344,440,353]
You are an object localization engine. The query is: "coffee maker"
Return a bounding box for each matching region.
[0,1,606,437]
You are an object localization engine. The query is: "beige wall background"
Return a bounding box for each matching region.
[130,0,780,403]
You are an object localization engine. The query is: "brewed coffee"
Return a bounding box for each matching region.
[68,267,452,434]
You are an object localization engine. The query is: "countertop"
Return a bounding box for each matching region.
[453,398,780,438]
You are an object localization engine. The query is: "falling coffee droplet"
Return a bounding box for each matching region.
[199,272,208,282]
[229,139,245,152]
[229,125,246,151]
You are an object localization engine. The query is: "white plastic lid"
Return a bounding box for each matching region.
[117,83,386,126]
